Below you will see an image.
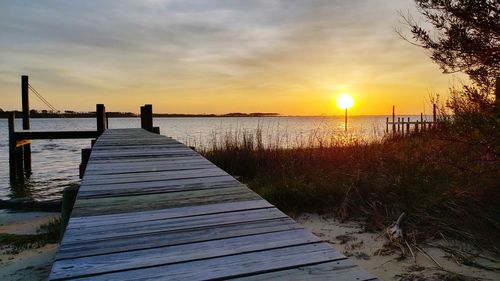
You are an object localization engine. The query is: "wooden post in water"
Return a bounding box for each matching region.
[407,117,410,133]
[96,104,106,135]
[8,112,17,182]
[141,104,153,132]
[60,185,79,237]
[397,117,401,133]
[79,148,92,179]
[392,106,395,133]
[15,146,24,180]
[344,108,347,132]
[386,117,389,133]
[21,75,32,176]
[420,113,424,132]
[433,104,437,124]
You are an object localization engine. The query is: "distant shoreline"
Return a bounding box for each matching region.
[0,111,427,119]
[0,111,281,119]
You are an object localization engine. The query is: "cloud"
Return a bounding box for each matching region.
[0,0,453,114]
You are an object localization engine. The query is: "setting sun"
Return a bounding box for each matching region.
[336,94,355,110]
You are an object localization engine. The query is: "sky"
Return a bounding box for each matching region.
[0,0,465,115]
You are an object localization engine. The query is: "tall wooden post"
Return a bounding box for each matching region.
[141,104,153,132]
[432,104,437,123]
[420,113,424,132]
[22,76,30,129]
[8,112,17,182]
[392,106,395,133]
[406,117,410,133]
[96,104,106,135]
[21,75,32,176]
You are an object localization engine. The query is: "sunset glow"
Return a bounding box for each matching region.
[336,94,354,110]
[0,1,461,115]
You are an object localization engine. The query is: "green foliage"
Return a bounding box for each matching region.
[404,0,499,91]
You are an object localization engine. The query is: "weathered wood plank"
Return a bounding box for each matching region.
[232,259,376,281]
[57,218,298,260]
[81,167,228,185]
[62,243,345,281]
[72,186,260,216]
[63,208,286,243]
[85,157,210,168]
[76,178,242,199]
[78,174,240,192]
[84,162,215,176]
[67,200,272,229]
[51,229,320,280]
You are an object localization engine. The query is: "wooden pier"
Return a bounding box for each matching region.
[48,128,377,280]
[385,104,439,135]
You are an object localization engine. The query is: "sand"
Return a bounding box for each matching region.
[297,213,500,280]
[0,211,59,281]
[0,210,498,280]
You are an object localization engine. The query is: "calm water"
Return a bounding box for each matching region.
[0,116,423,201]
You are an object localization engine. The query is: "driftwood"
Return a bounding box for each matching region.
[386,212,405,241]
[0,198,61,212]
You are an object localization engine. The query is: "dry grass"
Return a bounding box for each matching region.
[201,123,499,252]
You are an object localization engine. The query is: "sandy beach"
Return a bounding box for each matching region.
[297,214,500,280]
[0,211,59,281]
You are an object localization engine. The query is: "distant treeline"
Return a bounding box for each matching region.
[0,109,279,118]
[153,112,280,117]
[0,109,137,118]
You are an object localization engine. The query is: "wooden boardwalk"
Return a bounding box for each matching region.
[49,128,377,280]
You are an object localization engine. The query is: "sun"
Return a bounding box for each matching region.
[336,94,354,109]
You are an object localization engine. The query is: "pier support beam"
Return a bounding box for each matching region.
[8,112,17,182]
[79,148,92,179]
[60,185,79,237]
